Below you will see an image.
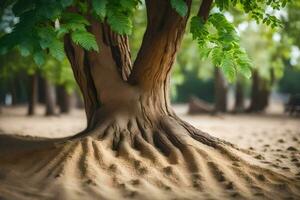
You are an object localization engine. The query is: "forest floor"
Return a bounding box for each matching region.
[0,104,299,200]
[0,104,299,176]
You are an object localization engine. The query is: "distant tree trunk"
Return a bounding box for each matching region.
[27,74,38,116]
[214,67,227,112]
[234,75,245,112]
[75,91,84,109]
[57,86,72,114]
[10,78,18,105]
[44,79,56,116]
[38,76,46,104]
[248,70,271,112]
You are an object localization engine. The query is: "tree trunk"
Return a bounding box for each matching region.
[248,70,270,112]
[0,1,299,199]
[44,79,56,116]
[27,74,38,116]
[214,67,228,112]
[234,75,245,112]
[75,90,84,109]
[57,86,72,114]
[10,77,18,105]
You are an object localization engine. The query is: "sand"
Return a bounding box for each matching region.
[0,105,299,199]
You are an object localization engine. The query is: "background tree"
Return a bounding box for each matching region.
[279,0,300,96]
[238,24,291,112]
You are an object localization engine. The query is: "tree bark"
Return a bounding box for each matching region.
[248,70,271,112]
[44,79,56,116]
[234,75,245,112]
[27,74,38,116]
[214,67,228,112]
[10,77,18,105]
[57,86,72,114]
[63,1,219,147]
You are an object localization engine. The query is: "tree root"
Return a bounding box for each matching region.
[0,115,299,200]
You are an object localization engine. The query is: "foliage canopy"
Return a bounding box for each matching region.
[0,0,291,81]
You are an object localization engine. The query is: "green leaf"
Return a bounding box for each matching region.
[71,31,99,51]
[61,13,89,26]
[120,0,139,10]
[199,46,212,59]
[18,41,33,56]
[171,0,188,17]
[56,26,69,38]
[92,0,107,20]
[33,51,46,66]
[62,23,86,31]
[239,64,252,79]
[107,11,132,35]
[36,3,62,20]
[12,0,35,16]
[211,47,223,66]
[49,40,65,61]
[61,0,74,8]
[209,13,236,34]
[215,0,229,10]
[191,12,253,81]
[78,1,88,13]
[220,55,236,81]
[190,16,208,40]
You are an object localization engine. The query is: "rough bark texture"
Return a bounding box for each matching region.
[27,74,38,116]
[248,70,271,112]
[44,79,56,116]
[214,67,228,113]
[57,86,73,114]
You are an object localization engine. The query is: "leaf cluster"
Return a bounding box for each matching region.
[215,0,290,28]
[0,0,141,66]
[191,13,251,81]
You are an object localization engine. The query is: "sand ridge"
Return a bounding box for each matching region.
[0,106,299,200]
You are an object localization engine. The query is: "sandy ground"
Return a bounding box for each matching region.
[0,105,300,174]
[0,104,299,174]
[0,104,299,199]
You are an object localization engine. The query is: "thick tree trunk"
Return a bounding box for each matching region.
[57,86,72,114]
[248,70,270,112]
[63,1,220,147]
[44,79,56,116]
[27,74,38,116]
[234,75,245,113]
[214,67,228,112]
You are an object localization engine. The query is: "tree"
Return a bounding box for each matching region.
[42,57,77,114]
[214,67,228,112]
[234,74,246,112]
[279,0,300,96]
[241,25,291,112]
[0,0,299,199]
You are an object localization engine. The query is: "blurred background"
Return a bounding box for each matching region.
[0,2,299,144]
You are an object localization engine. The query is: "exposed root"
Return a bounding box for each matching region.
[0,115,299,200]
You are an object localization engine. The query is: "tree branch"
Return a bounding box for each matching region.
[64,8,133,127]
[101,23,132,80]
[85,19,133,104]
[197,0,213,21]
[128,0,192,91]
